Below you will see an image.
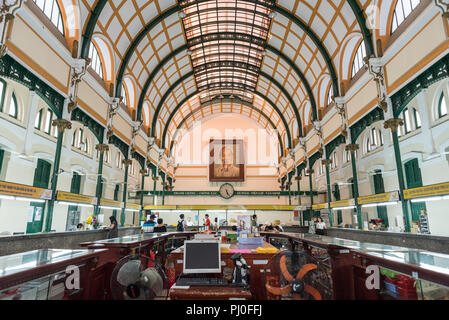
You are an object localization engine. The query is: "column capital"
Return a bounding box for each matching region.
[52,119,72,133]
[384,118,404,132]
[152,176,160,181]
[122,159,133,167]
[139,168,147,175]
[345,144,359,152]
[294,175,302,181]
[322,159,332,167]
[95,144,110,153]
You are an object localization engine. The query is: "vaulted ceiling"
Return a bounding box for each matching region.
[78,0,375,153]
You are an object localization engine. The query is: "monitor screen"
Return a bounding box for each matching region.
[183,240,221,274]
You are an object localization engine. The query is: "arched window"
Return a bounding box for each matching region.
[327,85,333,106]
[88,42,104,79]
[121,84,128,107]
[0,79,5,112]
[391,0,421,34]
[8,93,18,119]
[143,102,151,127]
[438,93,448,118]
[35,109,43,129]
[365,127,384,153]
[398,107,421,136]
[331,151,338,169]
[33,0,64,34]
[44,109,53,134]
[351,40,366,78]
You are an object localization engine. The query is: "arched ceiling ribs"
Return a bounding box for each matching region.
[134,43,312,130]
[80,0,110,59]
[346,0,374,58]
[160,90,292,156]
[274,6,340,99]
[167,98,285,157]
[147,69,301,141]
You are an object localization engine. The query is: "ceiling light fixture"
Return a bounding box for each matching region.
[178,11,186,18]
[269,11,277,19]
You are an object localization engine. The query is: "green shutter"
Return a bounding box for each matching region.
[373,170,389,227]
[404,159,426,221]
[33,159,51,188]
[0,149,4,176]
[333,184,342,225]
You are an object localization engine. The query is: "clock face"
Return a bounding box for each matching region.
[219,183,235,199]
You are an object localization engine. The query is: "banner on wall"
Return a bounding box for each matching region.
[358,191,400,204]
[0,180,52,200]
[56,191,97,205]
[312,203,329,210]
[99,198,123,208]
[330,198,355,208]
[403,182,449,200]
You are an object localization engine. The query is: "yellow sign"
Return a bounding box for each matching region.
[56,191,96,205]
[312,203,328,210]
[99,198,123,208]
[404,182,449,200]
[0,180,52,200]
[330,199,355,208]
[143,205,297,211]
[358,191,400,204]
[126,203,141,210]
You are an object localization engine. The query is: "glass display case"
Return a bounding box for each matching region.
[0,249,105,300]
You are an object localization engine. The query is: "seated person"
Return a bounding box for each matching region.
[76,223,84,231]
[369,219,378,230]
[153,218,167,233]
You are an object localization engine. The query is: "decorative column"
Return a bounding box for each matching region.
[384,118,411,232]
[94,143,109,216]
[345,143,362,229]
[121,158,132,226]
[322,158,334,227]
[295,173,301,205]
[44,119,72,232]
[139,168,147,224]
[306,166,314,206]
[0,0,24,58]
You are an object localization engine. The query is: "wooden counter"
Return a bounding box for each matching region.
[170,285,252,300]
[168,241,279,299]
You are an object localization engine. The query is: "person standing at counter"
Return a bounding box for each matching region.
[308,217,316,234]
[106,216,118,239]
[204,214,211,230]
[177,214,187,231]
[153,218,167,233]
[250,214,258,232]
[316,217,326,235]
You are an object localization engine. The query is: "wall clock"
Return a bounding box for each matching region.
[219,183,235,199]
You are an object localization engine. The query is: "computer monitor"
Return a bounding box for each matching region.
[183,240,221,274]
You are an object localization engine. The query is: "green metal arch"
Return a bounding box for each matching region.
[81,2,372,97]
[159,89,292,156]
[137,44,305,135]
[150,70,299,142]
[350,107,384,144]
[347,0,374,58]
[167,99,285,156]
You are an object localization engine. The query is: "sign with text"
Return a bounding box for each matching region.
[404,182,449,200]
[0,180,52,200]
[312,203,329,210]
[358,191,400,204]
[126,203,141,210]
[330,198,355,208]
[99,198,123,208]
[56,191,96,205]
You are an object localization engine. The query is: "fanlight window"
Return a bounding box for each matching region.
[88,42,104,79]
[121,84,128,107]
[365,128,384,153]
[351,40,366,78]
[327,85,333,106]
[8,93,18,119]
[33,0,64,34]
[398,107,421,136]
[391,0,421,34]
[438,93,448,118]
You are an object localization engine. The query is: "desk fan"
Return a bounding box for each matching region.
[110,254,169,300]
[265,250,332,300]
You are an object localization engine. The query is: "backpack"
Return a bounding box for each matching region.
[176,220,184,231]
